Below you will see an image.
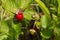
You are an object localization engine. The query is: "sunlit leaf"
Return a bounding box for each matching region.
[0,21,9,34]
[41,15,51,28]
[0,34,8,40]
[58,0,60,15]
[19,0,32,9]
[1,0,18,13]
[24,9,35,21]
[1,0,32,13]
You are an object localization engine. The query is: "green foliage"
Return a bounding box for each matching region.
[35,0,51,18]
[0,0,60,40]
[24,9,35,21]
[41,15,50,28]
[1,0,32,13]
[41,28,52,39]
[58,0,60,15]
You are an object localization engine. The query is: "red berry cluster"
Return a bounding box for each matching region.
[15,11,23,21]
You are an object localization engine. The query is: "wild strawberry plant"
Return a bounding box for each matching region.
[0,0,60,40]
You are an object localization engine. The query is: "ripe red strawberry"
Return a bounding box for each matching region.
[15,11,23,21]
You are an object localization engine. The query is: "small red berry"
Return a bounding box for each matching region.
[15,11,23,21]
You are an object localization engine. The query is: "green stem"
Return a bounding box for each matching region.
[35,0,51,18]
